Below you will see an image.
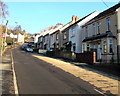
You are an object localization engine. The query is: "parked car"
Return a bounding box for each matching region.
[26,47,33,52]
[47,48,54,52]
[21,45,33,52]
[21,45,28,50]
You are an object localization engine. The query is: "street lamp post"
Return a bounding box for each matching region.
[13,22,18,48]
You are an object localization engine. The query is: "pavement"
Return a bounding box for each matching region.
[0,48,15,94]
[33,53,120,95]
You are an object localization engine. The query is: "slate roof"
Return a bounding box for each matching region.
[65,11,98,29]
[94,3,120,19]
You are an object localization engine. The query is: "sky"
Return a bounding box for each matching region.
[5,2,119,34]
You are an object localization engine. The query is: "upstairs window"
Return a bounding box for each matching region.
[41,37,42,42]
[71,28,75,37]
[93,24,96,35]
[47,36,49,41]
[106,17,110,31]
[97,22,100,34]
[43,37,45,42]
[56,33,59,40]
[63,32,67,40]
[85,27,88,37]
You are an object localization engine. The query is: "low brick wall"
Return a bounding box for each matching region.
[46,51,55,56]
[46,51,73,60]
[55,51,72,60]
[46,51,97,64]
[76,52,96,64]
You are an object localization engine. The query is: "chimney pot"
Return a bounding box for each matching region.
[72,15,76,22]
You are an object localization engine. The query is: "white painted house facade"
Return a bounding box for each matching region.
[17,33,24,43]
[69,11,99,53]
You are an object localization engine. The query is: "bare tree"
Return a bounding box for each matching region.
[0,0,9,21]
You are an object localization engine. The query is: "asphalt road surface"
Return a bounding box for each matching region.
[12,48,101,94]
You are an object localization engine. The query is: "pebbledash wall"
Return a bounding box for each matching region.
[81,3,120,64]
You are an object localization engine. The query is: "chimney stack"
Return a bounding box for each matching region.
[75,16,79,21]
[72,15,80,22]
[51,26,55,29]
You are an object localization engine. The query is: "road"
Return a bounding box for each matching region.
[12,48,100,94]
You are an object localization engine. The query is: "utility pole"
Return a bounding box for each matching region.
[1,20,8,55]
[4,20,8,48]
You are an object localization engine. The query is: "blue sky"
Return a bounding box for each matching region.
[6,2,118,34]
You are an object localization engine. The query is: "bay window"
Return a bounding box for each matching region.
[87,44,90,51]
[108,39,113,53]
[103,40,107,53]
[82,43,85,52]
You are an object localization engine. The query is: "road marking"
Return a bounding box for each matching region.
[94,88,105,95]
[11,50,19,96]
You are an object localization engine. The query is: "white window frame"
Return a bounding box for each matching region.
[93,24,96,35]
[71,28,75,37]
[103,40,107,53]
[82,43,86,52]
[86,44,90,51]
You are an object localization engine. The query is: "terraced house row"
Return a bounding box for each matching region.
[35,3,120,65]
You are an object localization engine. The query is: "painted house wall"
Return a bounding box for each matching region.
[34,35,40,43]
[17,33,24,43]
[69,11,99,53]
[49,33,55,48]
[38,36,42,49]
[49,25,63,49]
[53,30,60,48]
[43,34,49,49]
[61,29,69,48]
[60,24,71,48]
[82,8,119,63]
[117,7,120,63]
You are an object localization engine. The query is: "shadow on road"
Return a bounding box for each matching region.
[32,52,120,81]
